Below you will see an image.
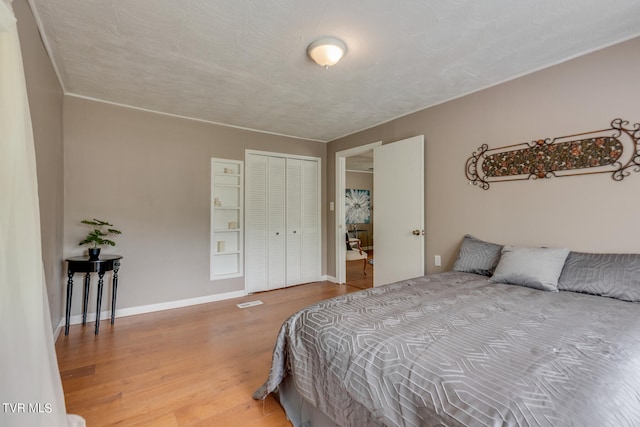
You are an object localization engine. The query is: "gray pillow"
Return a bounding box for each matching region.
[558,252,640,302]
[453,234,502,276]
[490,245,570,291]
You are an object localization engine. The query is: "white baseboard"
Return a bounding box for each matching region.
[54,277,346,335]
[56,290,248,332]
[53,323,62,341]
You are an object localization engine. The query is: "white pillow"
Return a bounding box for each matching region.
[490,245,570,291]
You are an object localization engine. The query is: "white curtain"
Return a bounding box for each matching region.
[0,1,84,426]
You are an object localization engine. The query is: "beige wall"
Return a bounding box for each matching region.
[327,37,640,277]
[15,0,640,323]
[63,97,326,314]
[14,0,65,331]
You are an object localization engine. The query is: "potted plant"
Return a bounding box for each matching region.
[79,218,122,260]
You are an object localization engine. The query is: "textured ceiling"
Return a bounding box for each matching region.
[29,0,640,142]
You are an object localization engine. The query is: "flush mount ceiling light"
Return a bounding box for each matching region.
[307,37,347,69]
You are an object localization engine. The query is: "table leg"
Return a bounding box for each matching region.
[95,272,105,335]
[111,260,120,325]
[82,272,91,325]
[64,271,74,336]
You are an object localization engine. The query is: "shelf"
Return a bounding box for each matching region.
[213,206,241,210]
[214,228,241,232]
[214,251,241,256]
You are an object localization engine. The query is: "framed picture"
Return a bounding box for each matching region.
[345,189,370,224]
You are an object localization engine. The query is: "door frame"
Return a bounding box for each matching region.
[335,141,381,284]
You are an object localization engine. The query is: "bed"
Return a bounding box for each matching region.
[253,236,640,426]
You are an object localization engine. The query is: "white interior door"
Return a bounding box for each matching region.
[373,135,424,286]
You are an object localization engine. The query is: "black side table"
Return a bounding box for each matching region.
[64,255,122,335]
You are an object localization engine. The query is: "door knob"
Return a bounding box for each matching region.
[412,229,425,236]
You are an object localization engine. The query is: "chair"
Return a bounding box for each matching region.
[346,233,368,275]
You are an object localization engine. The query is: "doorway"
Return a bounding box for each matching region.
[345,152,374,288]
[335,142,381,286]
[335,136,425,288]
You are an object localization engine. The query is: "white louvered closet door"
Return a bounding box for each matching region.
[245,153,287,292]
[286,158,303,285]
[245,151,321,293]
[245,154,268,293]
[267,156,286,290]
[301,159,320,282]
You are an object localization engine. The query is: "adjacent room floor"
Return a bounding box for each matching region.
[345,249,374,289]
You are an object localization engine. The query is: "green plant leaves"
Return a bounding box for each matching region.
[79,218,122,247]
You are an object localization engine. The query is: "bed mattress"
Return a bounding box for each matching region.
[254,272,640,426]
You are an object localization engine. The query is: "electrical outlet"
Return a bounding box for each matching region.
[434,255,442,267]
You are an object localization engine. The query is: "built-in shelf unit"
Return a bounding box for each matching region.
[210,158,244,280]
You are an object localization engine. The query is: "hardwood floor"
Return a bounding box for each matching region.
[55,281,361,426]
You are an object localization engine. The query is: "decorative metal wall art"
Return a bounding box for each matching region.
[466,118,640,190]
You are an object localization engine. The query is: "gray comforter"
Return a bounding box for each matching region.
[253,272,640,426]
